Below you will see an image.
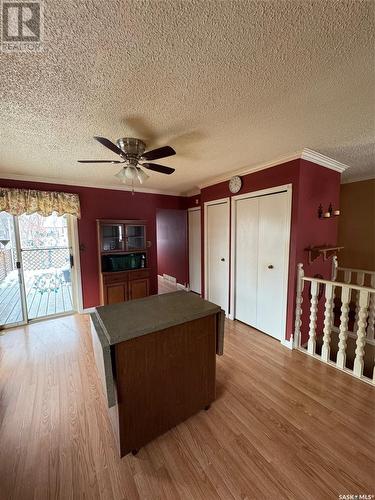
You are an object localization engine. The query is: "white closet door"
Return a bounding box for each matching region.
[188,209,201,294]
[235,197,259,326]
[256,191,289,340]
[206,201,229,313]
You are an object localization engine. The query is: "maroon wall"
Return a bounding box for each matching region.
[156,209,188,285]
[0,179,185,309]
[200,159,341,340]
[297,160,341,344]
[184,194,201,209]
[296,160,340,267]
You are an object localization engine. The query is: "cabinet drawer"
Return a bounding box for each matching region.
[103,272,128,284]
[128,269,150,280]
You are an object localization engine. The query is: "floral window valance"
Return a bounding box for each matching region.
[0,187,81,218]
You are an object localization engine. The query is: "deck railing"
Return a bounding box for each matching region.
[0,248,16,281]
[294,263,375,385]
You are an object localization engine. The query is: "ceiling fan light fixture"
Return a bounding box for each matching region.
[137,167,149,184]
[114,167,127,183]
[125,166,136,180]
[81,136,176,189]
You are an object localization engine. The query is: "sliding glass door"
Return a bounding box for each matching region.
[0,212,76,329]
[0,212,27,328]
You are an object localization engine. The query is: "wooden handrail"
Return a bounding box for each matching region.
[302,276,375,293]
[337,266,375,275]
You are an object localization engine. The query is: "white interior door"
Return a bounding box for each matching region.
[235,197,259,326]
[256,192,289,340]
[188,209,201,294]
[205,200,229,312]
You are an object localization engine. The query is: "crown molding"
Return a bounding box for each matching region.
[0,148,352,197]
[184,189,201,197]
[197,152,301,189]
[300,148,350,173]
[0,172,184,197]
[197,148,351,190]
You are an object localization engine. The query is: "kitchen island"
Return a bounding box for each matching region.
[90,291,224,457]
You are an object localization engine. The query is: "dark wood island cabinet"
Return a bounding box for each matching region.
[90,291,224,457]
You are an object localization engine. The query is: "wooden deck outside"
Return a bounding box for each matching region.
[0,271,73,326]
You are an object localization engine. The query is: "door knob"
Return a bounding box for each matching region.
[221,258,225,262]
[268,264,274,269]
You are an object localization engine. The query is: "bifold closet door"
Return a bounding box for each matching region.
[206,201,229,313]
[235,197,259,326]
[256,191,289,340]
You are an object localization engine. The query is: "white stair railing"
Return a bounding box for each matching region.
[353,290,370,377]
[332,258,375,340]
[321,283,335,363]
[332,256,375,288]
[295,263,375,385]
[336,286,351,370]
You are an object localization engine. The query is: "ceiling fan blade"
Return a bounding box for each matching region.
[78,160,124,163]
[141,146,176,161]
[142,163,175,175]
[94,136,124,156]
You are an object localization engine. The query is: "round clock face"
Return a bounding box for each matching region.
[229,176,242,194]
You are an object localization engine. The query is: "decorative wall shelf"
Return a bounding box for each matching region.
[305,245,344,265]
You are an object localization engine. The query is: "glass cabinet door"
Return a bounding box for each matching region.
[125,225,146,251]
[101,224,124,252]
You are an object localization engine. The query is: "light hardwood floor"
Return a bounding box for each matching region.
[0,314,374,500]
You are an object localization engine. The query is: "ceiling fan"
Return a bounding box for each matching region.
[78,136,176,185]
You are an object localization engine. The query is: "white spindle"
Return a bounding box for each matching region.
[366,275,375,341]
[344,270,352,284]
[294,263,304,348]
[336,286,351,370]
[331,256,338,281]
[353,290,370,378]
[321,283,335,362]
[367,292,375,341]
[353,272,365,334]
[307,281,319,355]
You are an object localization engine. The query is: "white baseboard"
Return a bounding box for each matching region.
[162,273,177,284]
[281,336,294,350]
[177,282,188,291]
[159,274,188,290]
[81,307,96,314]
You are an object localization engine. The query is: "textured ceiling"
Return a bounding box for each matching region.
[0,0,374,195]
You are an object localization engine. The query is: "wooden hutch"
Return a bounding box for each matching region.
[97,219,150,305]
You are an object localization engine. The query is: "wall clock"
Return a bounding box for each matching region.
[229,176,242,194]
